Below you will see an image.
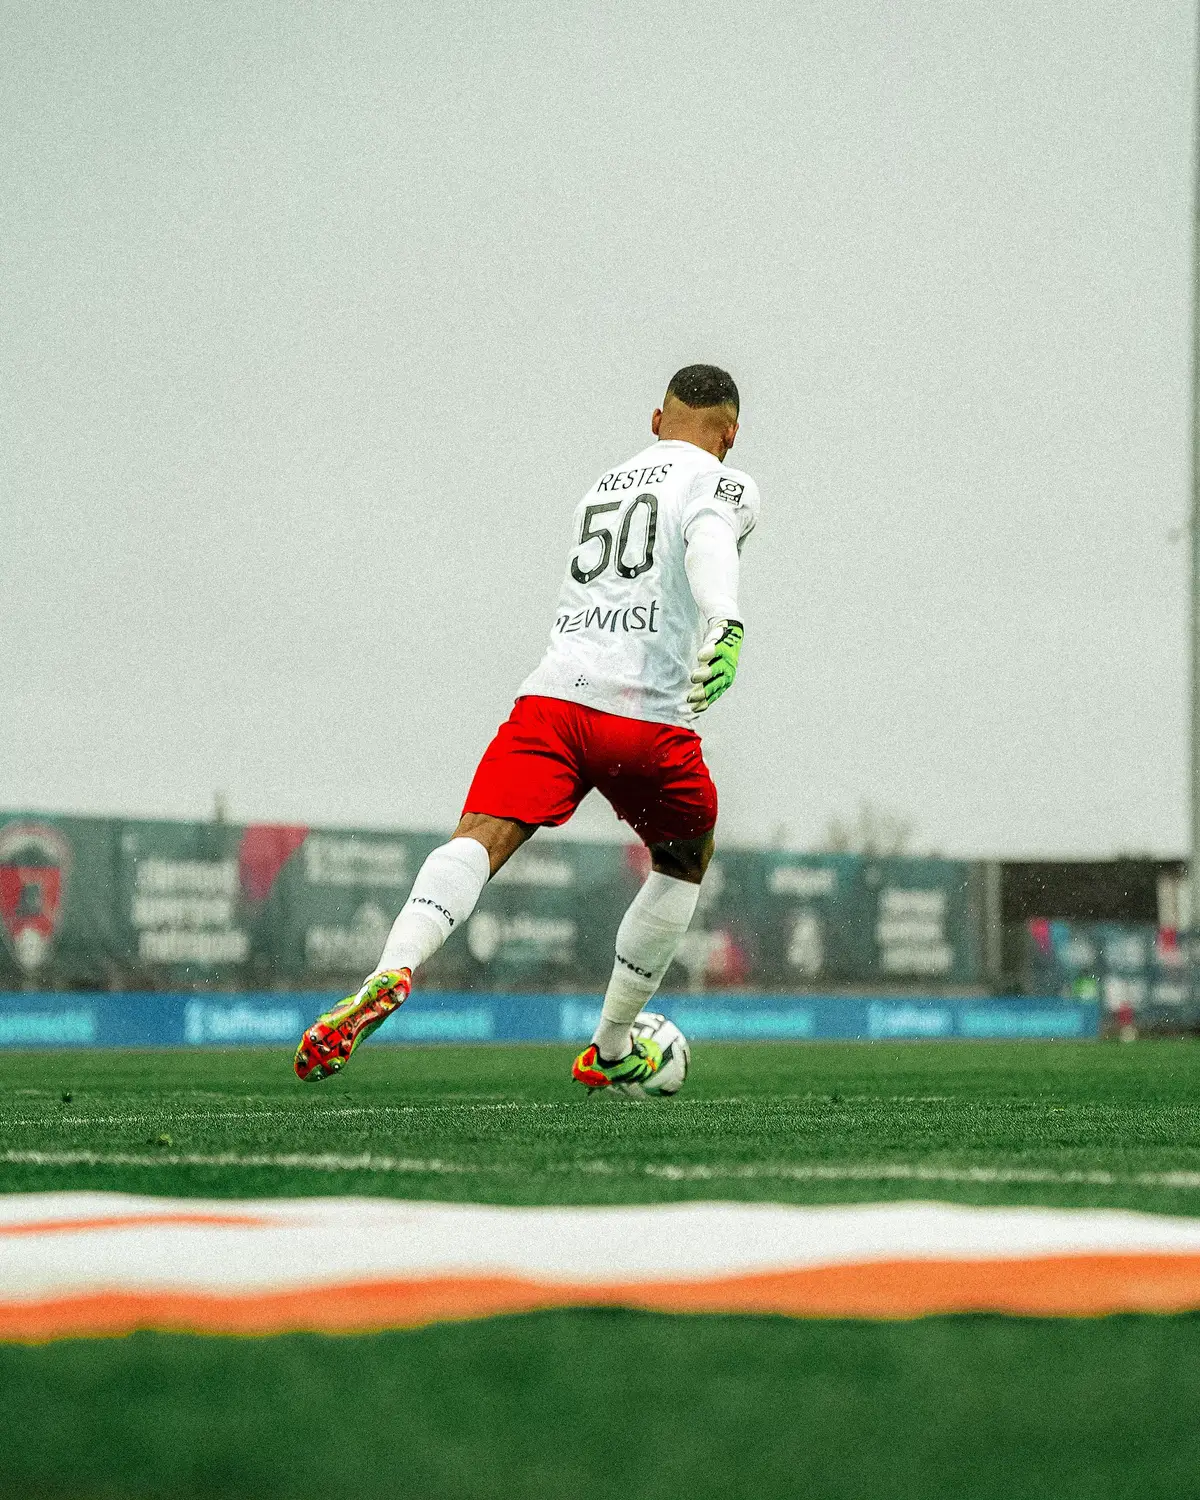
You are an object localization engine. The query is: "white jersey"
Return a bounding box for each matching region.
[518,439,760,728]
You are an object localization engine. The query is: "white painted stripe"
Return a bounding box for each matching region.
[3,1149,1200,1193]
[3,1194,1200,1298]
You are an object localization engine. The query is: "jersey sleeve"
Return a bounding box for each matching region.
[680,467,761,550]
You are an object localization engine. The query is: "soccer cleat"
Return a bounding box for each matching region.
[571,1037,663,1090]
[293,968,411,1082]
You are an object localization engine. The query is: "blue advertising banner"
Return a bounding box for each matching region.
[0,991,1098,1048]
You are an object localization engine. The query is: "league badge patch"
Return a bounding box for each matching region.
[714,477,744,507]
[0,821,72,974]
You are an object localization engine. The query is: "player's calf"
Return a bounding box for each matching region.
[587,871,700,1064]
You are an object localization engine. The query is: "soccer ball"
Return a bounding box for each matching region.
[610,1011,690,1098]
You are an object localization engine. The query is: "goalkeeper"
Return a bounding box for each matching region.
[295,364,760,1089]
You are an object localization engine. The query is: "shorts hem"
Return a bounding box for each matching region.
[460,802,572,829]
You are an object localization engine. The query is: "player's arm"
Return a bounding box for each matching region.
[684,512,744,712]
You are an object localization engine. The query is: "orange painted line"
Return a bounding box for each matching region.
[6,1253,1200,1340]
[0,1214,276,1238]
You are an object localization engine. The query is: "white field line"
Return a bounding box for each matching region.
[6,1095,1190,1140]
[0,1150,481,1175]
[640,1163,1200,1190]
[1,1102,568,1128]
[4,1148,1200,1192]
[0,1095,982,1129]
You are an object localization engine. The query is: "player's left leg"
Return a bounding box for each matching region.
[572,715,717,1090]
[574,835,710,1087]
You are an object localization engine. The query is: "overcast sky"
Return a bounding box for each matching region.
[2,1,1193,858]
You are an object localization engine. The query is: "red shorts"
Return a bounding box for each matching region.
[464,695,717,846]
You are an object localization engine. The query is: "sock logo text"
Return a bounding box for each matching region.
[616,952,654,980]
[412,897,454,927]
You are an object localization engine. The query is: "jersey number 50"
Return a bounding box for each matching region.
[570,493,659,584]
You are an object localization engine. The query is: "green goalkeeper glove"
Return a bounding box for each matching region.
[687,620,745,712]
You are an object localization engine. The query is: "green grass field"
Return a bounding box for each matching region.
[3,1038,1200,1499]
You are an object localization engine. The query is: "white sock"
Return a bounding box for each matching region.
[592,872,700,1060]
[374,837,491,978]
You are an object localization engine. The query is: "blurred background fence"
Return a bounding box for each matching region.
[0,812,980,993]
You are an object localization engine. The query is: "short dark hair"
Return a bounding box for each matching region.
[665,364,739,415]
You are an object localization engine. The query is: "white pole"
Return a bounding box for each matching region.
[1192,0,1200,945]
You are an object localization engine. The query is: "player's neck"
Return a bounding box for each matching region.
[656,432,728,462]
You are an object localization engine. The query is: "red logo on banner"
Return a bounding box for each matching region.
[0,822,72,974]
[238,825,310,904]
